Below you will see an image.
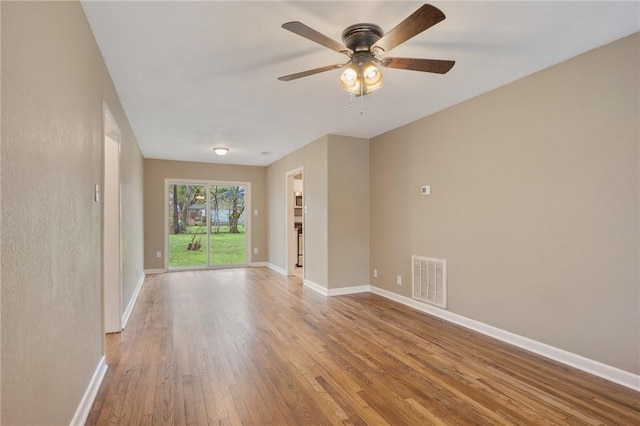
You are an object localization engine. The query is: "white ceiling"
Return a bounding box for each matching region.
[81,1,640,166]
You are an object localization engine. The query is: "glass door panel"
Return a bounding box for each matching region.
[168,183,207,268]
[209,185,246,266]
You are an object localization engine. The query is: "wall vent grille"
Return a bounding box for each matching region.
[412,256,447,309]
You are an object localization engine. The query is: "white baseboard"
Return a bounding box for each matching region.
[303,279,328,296]
[121,272,145,330]
[70,356,107,426]
[369,285,640,392]
[251,262,268,267]
[267,263,287,276]
[327,285,370,296]
[144,268,164,275]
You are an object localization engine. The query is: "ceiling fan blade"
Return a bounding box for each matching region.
[372,4,446,53]
[282,21,352,55]
[278,64,345,81]
[381,57,455,74]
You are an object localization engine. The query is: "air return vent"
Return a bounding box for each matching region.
[412,256,447,309]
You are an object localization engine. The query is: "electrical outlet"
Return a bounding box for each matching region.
[156,251,162,258]
[373,269,378,278]
[396,275,402,285]
[254,248,258,254]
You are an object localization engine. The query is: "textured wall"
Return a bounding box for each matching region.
[143,159,267,270]
[327,135,370,289]
[1,1,145,423]
[267,135,371,290]
[103,75,145,325]
[267,136,329,286]
[370,34,640,374]
[1,2,103,423]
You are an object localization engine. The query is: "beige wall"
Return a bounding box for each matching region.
[144,159,267,270]
[103,76,145,321]
[327,135,370,289]
[267,136,329,286]
[370,33,640,374]
[267,135,370,290]
[1,1,145,424]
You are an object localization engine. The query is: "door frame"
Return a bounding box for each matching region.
[285,167,304,276]
[164,178,252,271]
[102,102,122,334]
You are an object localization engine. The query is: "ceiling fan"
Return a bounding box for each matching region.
[277,3,455,97]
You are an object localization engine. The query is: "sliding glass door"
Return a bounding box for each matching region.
[208,184,246,266]
[168,183,207,268]
[167,180,249,270]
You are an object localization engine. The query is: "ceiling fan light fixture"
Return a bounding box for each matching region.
[339,59,383,96]
[213,147,229,156]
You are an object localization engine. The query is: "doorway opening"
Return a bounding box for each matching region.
[166,179,251,270]
[286,168,304,277]
[102,103,121,334]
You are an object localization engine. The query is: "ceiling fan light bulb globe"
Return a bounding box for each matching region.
[340,67,357,82]
[340,65,360,91]
[363,64,382,85]
[366,81,383,94]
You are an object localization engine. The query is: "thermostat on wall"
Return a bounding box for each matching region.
[421,185,431,196]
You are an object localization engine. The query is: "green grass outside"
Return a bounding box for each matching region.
[168,225,246,267]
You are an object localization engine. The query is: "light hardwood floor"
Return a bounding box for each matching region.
[87,268,640,425]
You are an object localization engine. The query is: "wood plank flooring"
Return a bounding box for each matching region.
[87,268,640,425]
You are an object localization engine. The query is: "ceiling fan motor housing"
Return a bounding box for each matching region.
[341,23,384,53]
